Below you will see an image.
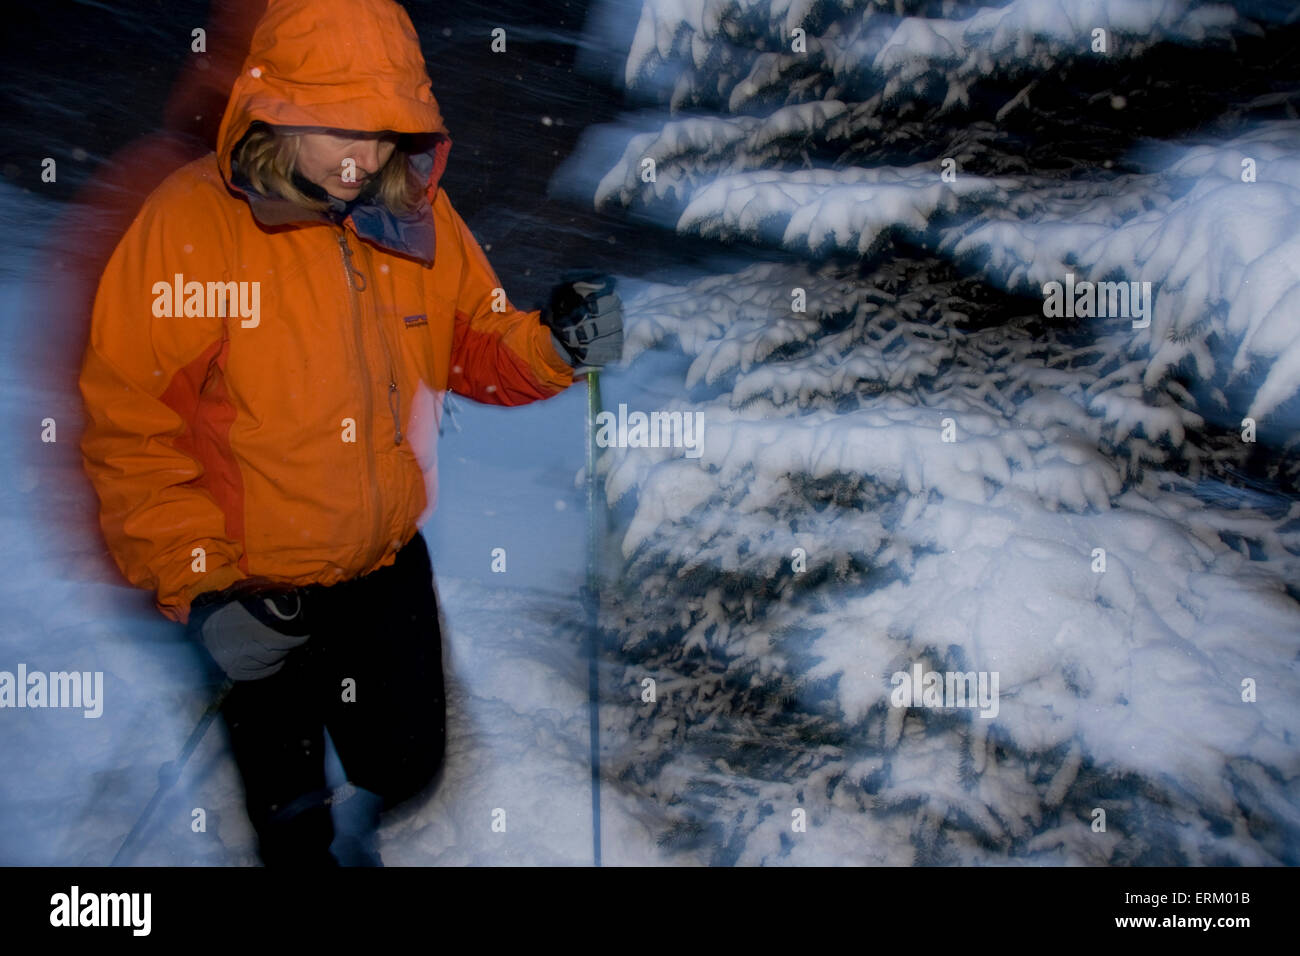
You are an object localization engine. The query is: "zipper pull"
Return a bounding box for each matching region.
[388,380,403,445]
[337,232,368,291]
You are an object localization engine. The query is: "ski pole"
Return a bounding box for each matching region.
[584,367,603,867]
[110,678,234,866]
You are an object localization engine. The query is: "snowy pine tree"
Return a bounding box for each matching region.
[579,0,1300,863]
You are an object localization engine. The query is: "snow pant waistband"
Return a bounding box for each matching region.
[293,531,433,632]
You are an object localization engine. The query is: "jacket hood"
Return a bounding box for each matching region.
[215,0,452,260]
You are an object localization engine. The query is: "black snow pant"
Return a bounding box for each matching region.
[216,531,447,866]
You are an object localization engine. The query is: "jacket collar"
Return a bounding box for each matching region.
[228,149,438,266]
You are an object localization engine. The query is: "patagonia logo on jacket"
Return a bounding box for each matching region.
[403,313,428,327]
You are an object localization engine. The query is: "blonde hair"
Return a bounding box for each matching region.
[233,123,423,215]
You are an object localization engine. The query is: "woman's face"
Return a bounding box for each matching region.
[294,129,399,200]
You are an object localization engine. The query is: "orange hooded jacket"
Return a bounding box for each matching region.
[79,0,574,625]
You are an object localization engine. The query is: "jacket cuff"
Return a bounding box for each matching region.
[538,320,577,385]
[175,563,247,624]
[548,331,580,369]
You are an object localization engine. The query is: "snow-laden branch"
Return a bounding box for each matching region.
[625,0,1253,113]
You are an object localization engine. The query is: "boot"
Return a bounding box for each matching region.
[329,783,385,866]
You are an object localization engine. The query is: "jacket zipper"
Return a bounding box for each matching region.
[349,236,404,446]
[337,228,388,560]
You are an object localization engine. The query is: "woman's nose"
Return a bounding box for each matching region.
[349,140,382,173]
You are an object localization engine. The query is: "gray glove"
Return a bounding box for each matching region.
[188,588,311,681]
[540,272,623,369]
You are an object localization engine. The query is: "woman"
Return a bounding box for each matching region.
[78,0,622,866]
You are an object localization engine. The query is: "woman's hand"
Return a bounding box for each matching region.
[540,272,624,369]
[187,583,312,681]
